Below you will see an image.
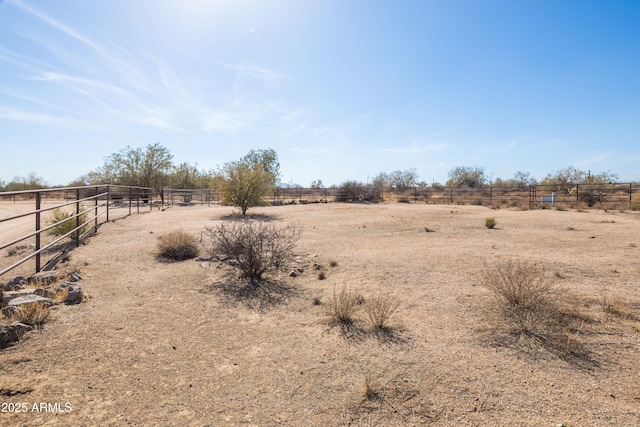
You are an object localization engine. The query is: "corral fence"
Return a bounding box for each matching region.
[3,182,638,281]
[272,183,640,209]
[161,188,218,206]
[0,185,156,281]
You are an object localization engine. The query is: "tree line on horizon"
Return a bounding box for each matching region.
[0,143,628,210]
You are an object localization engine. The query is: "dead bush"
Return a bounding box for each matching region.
[479,261,594,365]
[480,261,552,314]
[206,220,301,281]
[10,303,51,326]
[156,229,200,261]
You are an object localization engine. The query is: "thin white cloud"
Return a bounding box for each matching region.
[378,141,449,154]
[11,0,102,51]
[0,105,78,127]
[216,62,289,90]
[30,72,128,96]
[202,112,245,133]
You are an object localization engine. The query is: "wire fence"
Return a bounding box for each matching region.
[2,182,638,281]
[272,183,640,209]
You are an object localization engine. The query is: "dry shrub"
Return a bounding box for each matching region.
[48,208,89,238]
[479,261,593,365]
[206,220,301,281]
[327,287,362,326]
[156,229,199,261]
[366,294,400,330]
[485,217,497,229]
[11,303,51,326]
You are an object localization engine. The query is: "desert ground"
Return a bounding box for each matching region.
[0,202,639,426]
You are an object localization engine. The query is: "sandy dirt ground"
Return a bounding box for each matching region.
[0,202,639,426]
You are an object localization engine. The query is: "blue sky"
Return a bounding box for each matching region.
[1,0,639,187]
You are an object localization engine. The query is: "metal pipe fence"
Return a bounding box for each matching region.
[2,182,638,281]
[0,185,153,280]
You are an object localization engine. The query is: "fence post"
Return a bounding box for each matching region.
[414,187,417,203]
[106,185,110,222]
[450,187,453,204]
[128,187,132,215]
[490,186,493,205]
[35,192,41,273]
[576,184,579,202]
[94,186,99,232]
[630,183,633,206]
[75,188,81,247]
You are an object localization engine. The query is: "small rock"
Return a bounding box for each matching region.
[30,271,58,285]
[2,289,37,305]
[68,272,83,282]
[196,256,212,262]
[200,262,210,268]
[56,282,83,305]
[289,269,299,278]
[5,276,26,291]
[0,322,33,348]
[8,294,56,308]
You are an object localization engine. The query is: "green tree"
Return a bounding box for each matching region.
[4,172,48,191]
[217,149,280,215]
[90,143,173,200]
[446,166,488,188]
[169,162,208,189]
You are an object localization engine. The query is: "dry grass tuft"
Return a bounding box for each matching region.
[366,294,400,331]
[479,261,595,366]
[53,287,69,304]
[327,287,362,326]
[362,374,380,401]
[156,229,199,261]
[10,303,51,326]
[600,294,637,321]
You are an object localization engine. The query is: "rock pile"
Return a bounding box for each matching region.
[1,270,86,348]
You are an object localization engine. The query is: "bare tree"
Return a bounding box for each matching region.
[206,220,301,282]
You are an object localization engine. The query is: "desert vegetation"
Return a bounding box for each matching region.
[48,208,90,239]
[0,201,639,425]
[155,229,200,261]
[205,219,301,282]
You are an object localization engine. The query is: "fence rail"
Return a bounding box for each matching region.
[272,183,640,209]
[0,185,154,280]
[2,182,639,281]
